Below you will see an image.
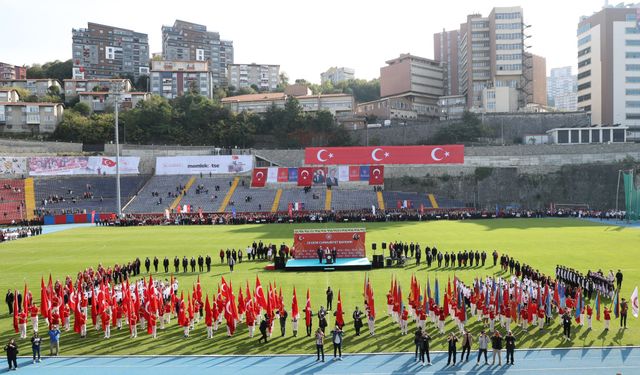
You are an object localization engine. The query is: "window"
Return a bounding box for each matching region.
[627,113,640,120]
[626,100,640,107]
[627,76,640,83]
[196,49,205,61]
[581,129,590,143]
[627,27,640,34]
[602,129,611,142]
[558,130,569,144]
[627,89,640,95]
[578,94,591,102]
[578,82,591,91]
[578,35,591,46]
[570,130,580,143]
[486,91,496,99]
[628,52,640,59]
[627,14,637,22]
[627,64,640,71]
[626,40,640,46]
[578,58,591,68]
[578,70,591,80]
[577,23,591,35]
[591,129,600,142]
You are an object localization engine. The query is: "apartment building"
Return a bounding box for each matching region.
[228,63,280,91]
[63,79,133,101]
[320,67,355,85]
[150,60,213,99]
[576,3,640,126]
[162,20,233,87]
[379,53,445,119]
[0,79,62,96]
[72,22,149,80]
[547,66,578,111]
[0,63,26,80]
[0,102,64,134]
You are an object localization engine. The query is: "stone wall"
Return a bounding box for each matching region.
[348,112,590,146]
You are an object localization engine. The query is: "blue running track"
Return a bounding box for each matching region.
[8,347,639,374]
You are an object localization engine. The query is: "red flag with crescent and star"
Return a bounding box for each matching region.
[297,167,313,186]
[251,168,267,188]
[305,145,464,165]
[369,165,384,185]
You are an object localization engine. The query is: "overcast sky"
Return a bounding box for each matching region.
[1,0,608,83]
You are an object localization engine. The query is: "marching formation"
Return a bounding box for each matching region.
[3,245,638,370]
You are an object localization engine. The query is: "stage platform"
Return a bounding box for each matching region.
[284,257,371,271]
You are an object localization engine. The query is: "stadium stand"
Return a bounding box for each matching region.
[0,179,26,224]
[225,182,277,213]
[331,189,379,211]
[35,176,149,215]
[180,177,237,212]
[124,175,191,214]
[278,187,327,211]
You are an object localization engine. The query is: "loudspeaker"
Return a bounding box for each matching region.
[382,242,387,250]
[385,258,392,267]
[372,243,377,250]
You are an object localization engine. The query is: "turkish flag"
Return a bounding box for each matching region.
[102,158,116,167]
[251,168,267,187]
[305,145,464,165]
[297,167,313,186]
[369,165,384,185]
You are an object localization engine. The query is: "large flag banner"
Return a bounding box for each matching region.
[29,156,140,176]
[369,165,384,185]
[312,167,327,185]
[326,166,339,187]
[277,168,289,183]
[305,145,465,165]
[297,167,313,186]
[0,157,27,176]
[348,166,361,181]
[251,168,267,187]
[338,166,349,182]
[155,155,253,175]
[293,228,366,259]
[287,168,298,182]
[266,167,278,183]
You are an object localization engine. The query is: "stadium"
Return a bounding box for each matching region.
[1,138,639,374]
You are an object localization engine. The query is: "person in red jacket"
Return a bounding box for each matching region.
[305,305,313,337]
[18,310,28,339]
[586,304,593,329]
[130,312,138,338]
[438,307,446,334]
[401,306,409,335]
[63,304,70,331]
[520,305,529,331]
[537,307,545,330]
[101,307,111,339]
[77,309,87,338]
[603,307,611,331]
[386,292,393,317]
[30,303,39,333]
[245,304,255,338]
[148,312,157,338]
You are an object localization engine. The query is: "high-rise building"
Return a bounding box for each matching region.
[228,64,280,92]
[0,63,26,80]
[547,66,577,111]
[72,22,149,80]
[437,6,537,112]
[524,53,547,107]
[320,67,355,85]
[577,4,640,126]
[434,30,459,96]
[377,53,445,119]
[162,20,233,87]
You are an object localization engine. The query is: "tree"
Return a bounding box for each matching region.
[27,60,72,82]
[134,75,149,92]
[430,111,489,144]
[73,102,92,117]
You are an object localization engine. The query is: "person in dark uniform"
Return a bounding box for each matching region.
[258,316,269,343]
[163,257,169,273]
[174,256,180,273]
[182,257,188,273]
[562,311,572,340]
[475,251,481,267]
[135,258,141,276]
[409,242,415,258]
[446,333,458,366]
[317,248,323,264]
[5,290,14,315]
[205,255,211,272]
[153,257,159,273]
[232,249,237,263]
[415,245,422,265]
[4,338,18,371]
[16,292,22,313]
[190,257,196,272]
[198,256,204,272]
[505,330,516,365]
[226,249,231,263]
[353,307,363,336]
[616,270,623,290]
[144,257,151,273]
[426,251,432,267]
[318,307,328,334]
[326,287,334,311]
[444,252,450,268]
[492,250,499,267]
[420,329,432,366]
[437,252,443,268]
[481,251,487,267]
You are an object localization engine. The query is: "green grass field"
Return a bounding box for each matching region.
[0,218,638,355]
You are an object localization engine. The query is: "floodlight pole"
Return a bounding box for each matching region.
[114,82,122,218]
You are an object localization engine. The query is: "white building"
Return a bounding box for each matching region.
[547,66,577,111]
[320,67,355,85]
[227,64,279,91]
